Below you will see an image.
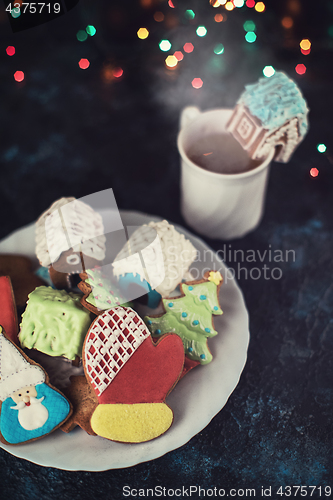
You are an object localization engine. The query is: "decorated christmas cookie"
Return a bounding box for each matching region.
[35,197,106,289]
[61,376,98,436]
[83,307,184,443]
[227,71,309,163]
[0,327,72,445]
[0,254,44,310]
[78,267,130,315]
[112,220,197,308]
[19,286,91,361]
[0,276,19,345]
[145,271,223,365]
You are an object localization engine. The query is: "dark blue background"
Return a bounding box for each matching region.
[0,0,332,498]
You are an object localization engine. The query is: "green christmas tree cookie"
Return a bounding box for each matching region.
[78,266,131,315]
[145,271,223,365]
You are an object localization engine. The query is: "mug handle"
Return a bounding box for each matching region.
[179,106,201,130]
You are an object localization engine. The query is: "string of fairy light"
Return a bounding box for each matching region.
[4,0,330,177]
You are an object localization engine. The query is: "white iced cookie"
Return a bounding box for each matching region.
[227,71,309,163]
[35,197,106,267]
[112,220,197,297]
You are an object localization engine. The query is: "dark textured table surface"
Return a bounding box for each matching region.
[0,1,333,498]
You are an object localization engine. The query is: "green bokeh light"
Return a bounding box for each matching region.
[214,43,225,55]
[77,30,88,42]
[328,25,333,38]
[243,20,256,32]
[159,40,172,51]
[317,143,327,153]
[185,9,195,20]
[196,26,207,37]
[245,31,257,43]
[86,25,97,36]
[11,8,21,18]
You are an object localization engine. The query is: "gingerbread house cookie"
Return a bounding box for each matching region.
[35,197,106,289]
[227,71,309,163]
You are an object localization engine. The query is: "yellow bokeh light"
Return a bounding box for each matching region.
[210,0,220,7]
[225,1,234,11]
[300,38,311,50]
[255,2,265,12]
[137,28,149,39]
[281,16,293,29]
[165,55,178,68]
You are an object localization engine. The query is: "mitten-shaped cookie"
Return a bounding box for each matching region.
[83,307,184,443]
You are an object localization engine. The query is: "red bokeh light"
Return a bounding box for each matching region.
[192,78,203,89]
[79,58,90,70]
[246,0,255,7]
[300,48,311,55]
[113,67,123,78]
[6,46,15,56]
[174,51,184,61]
[183,42,194,53]
[310,168,319,178]
[295,63,306,75]
[168,0,175,7]
[14,70,24,82]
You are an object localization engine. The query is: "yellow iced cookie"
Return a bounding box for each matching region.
[91,403,173,443]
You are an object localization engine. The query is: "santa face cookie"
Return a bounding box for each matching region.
[0,327,72,445]
[83,307,184,443]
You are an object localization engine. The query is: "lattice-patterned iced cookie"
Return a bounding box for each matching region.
[83,306,184,443]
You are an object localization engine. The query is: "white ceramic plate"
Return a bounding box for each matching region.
[0,210,249,471]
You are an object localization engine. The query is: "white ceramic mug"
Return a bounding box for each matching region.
[178,107,275,240]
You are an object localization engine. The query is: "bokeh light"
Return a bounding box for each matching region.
[246,0,255,7]
[300,39,311,50]
[263,65,275,77]
[295,63,306,75]
[214,13,224,22]
[255,2,265,12]
[301,47,311,55]
[137,28,149,39]
[79,58,90,69]
[234,0,245,7]
[281,16,293,29]
[6,46,15,56]
[154,11,164,22]
[245,31,257,43]
[317,144,327,153]
[77,30,88,42]
[225,2,234,11]
[159,39,172,51]
[113,68,123,78]
[310,168,319,178]
[14,71,24,82]
[196,26,207,37]
[192,78,203,89]
[86,25,96,36]
[183,42,194,53]
[214,43,225,54]
[11,7,21,18]
[174,51,184,61]
[243,20,256,31]
[168,0,175,8]
[185,9,195,20]
[165,55,178,68]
